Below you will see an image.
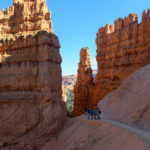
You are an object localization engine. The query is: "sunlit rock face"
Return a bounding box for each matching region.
[88,9,150,108]
[73,47,93,116]
[0,0,53,40]
[0,0,66,149]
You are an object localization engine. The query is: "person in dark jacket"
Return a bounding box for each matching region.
[93,109,97,119]
[97,108,101,119]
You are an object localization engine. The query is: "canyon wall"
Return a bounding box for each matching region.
[74,9,150,116]
[73,47,93,116]
[0,0,66,149]
[89,9,150,109]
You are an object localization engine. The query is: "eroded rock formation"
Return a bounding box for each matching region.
[0,0,66,149]
[73,47,93,116]
[0,0,53,40]
[89,9,150,108]
[73,9,150,115]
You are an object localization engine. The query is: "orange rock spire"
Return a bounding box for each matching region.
[73,47,93,116]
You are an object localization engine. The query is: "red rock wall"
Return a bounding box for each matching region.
[0,0,66,149]
[89,9,150,108]
[0,31,67,150]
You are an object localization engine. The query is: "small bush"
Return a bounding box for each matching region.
[66,89,74,112]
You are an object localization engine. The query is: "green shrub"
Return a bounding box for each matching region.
[66,89,74,111]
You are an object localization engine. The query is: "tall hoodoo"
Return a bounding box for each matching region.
[73,47,93,116]
[0,1,66,149]
[88,9,150,108]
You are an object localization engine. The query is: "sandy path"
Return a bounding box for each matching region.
[103,119,150,144]
[81,115,150,144]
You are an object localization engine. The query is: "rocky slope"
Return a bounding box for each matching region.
[99,64,150,132]
[0,0,66,149]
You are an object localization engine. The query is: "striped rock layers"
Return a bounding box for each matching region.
[89,10,150,108]
[74,9,150,116]
[0,0,66,149]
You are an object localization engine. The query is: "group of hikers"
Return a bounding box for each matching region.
[85,108,101,119]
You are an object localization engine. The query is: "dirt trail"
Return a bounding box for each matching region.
[41,116,150,150]
[81,115,150,144]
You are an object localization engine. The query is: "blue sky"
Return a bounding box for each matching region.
[0,0,149,75]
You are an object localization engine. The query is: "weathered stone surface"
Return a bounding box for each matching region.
[88,9,150,108]
[0,0,53,40]
[73,47,93,116]
[0,0,66,149]
[99,64,150,132]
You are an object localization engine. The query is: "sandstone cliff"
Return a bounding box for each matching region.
[99,64,150,132]
[0,0,66,149]
[89,9,150,108]
[73,47,93,116]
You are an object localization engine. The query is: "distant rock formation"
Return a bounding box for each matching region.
[73,47,93,116]
[62,75,77,86]
[62,75,76,103]
[99,64,150,132]
[88,9,150,108]
[62,75,76,102]
[0,0,66,149]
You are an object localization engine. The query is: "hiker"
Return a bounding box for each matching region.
[85,108,89,118]
[85,108,88,117]
[88,109,92,119]
[97,108,101,119]
[91,110,94,119]
[93,109,97,119]
[87,109,90,119]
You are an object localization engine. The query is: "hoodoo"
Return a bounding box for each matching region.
[73,47,93,116]
[0,0,66,149]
